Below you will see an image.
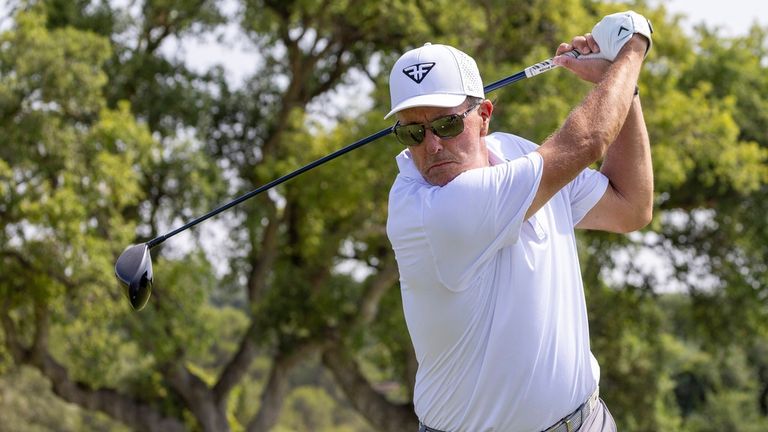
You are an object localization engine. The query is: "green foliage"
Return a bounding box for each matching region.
[0,5,225,427]
[0,6,110,118]
[0,8,144,314]
[2,1,768,431]
[0,366,130,432]
[681,26,768,144]
[121,252,220,364]
[284,383,374,431]
[229,355,271,425]
[359,284,413,401]
[685,390,768,432]
[586,282,673,431]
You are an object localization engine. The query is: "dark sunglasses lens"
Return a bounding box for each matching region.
[431,114,463,138]
[395,124,425,146]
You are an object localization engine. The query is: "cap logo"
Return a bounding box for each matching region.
[402,62,435,84]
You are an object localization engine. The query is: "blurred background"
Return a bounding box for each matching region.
[0,0,766,431]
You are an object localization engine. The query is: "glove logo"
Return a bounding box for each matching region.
[403,63,436,84]
[617,25,631,38]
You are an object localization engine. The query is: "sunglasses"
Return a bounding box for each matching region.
[393,103,480,146]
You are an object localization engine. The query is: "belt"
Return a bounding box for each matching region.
[418,424,443,432]
[417,388,599,432]
[543,388,600,432]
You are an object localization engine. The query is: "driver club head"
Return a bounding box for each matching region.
[115,243,153,311]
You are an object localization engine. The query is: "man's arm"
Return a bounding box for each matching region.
[525,35,648,221]
[576,96,653,232]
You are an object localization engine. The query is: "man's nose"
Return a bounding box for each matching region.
[423,130,443,154]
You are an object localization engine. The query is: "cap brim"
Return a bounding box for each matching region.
[384,94,468,119]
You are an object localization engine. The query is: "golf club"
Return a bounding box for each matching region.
[115,51,580,311]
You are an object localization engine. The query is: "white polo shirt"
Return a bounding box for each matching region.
[386,132,609,432]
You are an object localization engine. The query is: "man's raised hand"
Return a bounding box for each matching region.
[584,10,653,61]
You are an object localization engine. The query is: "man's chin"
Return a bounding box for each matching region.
[424,170,460,187]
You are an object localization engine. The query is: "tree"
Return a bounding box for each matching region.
[2,0,768,431]
[0,5,188,431]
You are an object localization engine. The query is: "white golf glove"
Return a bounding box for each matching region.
[584,11,653,61]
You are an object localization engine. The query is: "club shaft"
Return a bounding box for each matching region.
[147,127,393,248]
[146,54,571,249]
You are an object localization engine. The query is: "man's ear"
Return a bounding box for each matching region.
[479,99,494,136]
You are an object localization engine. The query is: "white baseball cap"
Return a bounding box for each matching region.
[385,43,484,119]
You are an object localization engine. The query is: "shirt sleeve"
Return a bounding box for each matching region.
[421,152,543,290]
[566,166,609,226]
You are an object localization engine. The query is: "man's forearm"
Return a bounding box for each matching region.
[528,36,647,219]
[539,38,645,180]
[560,38,646,161]
[600,97,654,222]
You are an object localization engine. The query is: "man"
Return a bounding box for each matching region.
[385,11,654,432]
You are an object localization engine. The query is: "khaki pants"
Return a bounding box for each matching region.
[580,399,617,432]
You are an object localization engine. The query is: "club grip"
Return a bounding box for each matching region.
[523,50,581,78]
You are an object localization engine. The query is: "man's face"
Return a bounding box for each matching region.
[396,100,493,186]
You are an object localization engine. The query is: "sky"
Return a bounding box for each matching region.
[663,0,767,35]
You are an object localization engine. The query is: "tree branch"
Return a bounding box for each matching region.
[308,49,351,101]
[355,258,399,327]
[212,200,281,403]
[30,299,50,365]
[1,249,77,290]
[258,28,305,159]
[0,307,24,362]
[247,199,279,303]
[759,366,768,415]
[164,363,229,432]
[0,308,186,432]
[39,352,188,432]
[213,321,260,403]
[322,343,416,432]
[246,341,326,432]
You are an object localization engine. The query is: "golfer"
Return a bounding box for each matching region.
[385,11,653,432]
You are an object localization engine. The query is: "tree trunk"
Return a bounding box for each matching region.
[165,364,230,432]
[247,342,324,432]
[40,353,188,432]
[214,322,260,404]
[322,344,417,432]
[246,353,293,432]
